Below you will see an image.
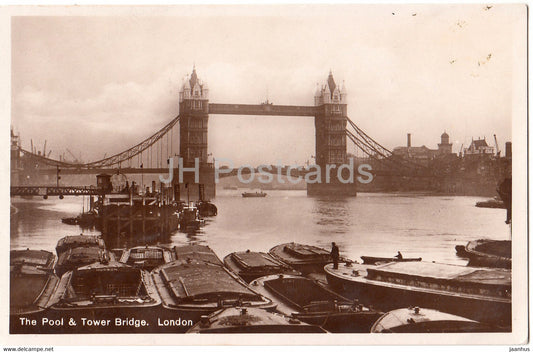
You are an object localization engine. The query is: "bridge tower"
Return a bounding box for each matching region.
[177,67,215,201]
[308,71,356,196]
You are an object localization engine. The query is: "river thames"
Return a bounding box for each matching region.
[10,190,510,265]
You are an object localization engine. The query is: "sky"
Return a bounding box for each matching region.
[10,5,525,166]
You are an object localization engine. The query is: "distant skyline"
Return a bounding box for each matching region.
[11,5,524,166]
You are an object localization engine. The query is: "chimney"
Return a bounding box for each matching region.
[505,142,512,159]
[407,133,411,148]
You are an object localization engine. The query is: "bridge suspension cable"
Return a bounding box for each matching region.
[20,115,180,169]
[345,116,430,173]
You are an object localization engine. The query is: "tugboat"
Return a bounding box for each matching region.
[251,274,382,333]
[195,200,218,217]
[223,250,301,283]
[45,261,162,333]
[269,242,337,275]
[152,245,276,332]
[10,249,59,333]
[242,191,267,198]
[119,245,176,271]
[371,307,496,333]
[186,306,326,333]
[325,261,511,329]
[54,235,111,277]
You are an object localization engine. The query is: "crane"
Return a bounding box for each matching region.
[66,148,81,163]
[493,134,500,157]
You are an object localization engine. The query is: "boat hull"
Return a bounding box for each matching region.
[223,252,301,283]
[325,268,511,329]
[360,256,422,265]
[251,274,382,333]
[465,240,511,269]
[269,243,333,275]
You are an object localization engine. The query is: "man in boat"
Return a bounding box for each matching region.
[395,251,403,260]
[331,242,340,269]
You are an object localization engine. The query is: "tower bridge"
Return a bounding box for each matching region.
[11,67,430,199]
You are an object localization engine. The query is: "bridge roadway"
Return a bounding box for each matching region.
[208,103,318,116]
[11,186,101,197]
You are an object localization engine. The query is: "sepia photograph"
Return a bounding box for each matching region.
[3,3,528,348]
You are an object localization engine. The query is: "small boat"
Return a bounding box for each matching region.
[251,274,382,333]
[152,245,276,332]
[119,245,175,271]
[55,235,110,277]
[61,212,97,227]
[242,191,267,198]
[61,217,79,225]
[371,307,496,333]
[269,242,336,275]
[361,256,422,265]
[186,306,326,333]
[223,250,301,283]
[475,197,506,209]
[10,250,59,333]
[45,261,162,333]
[464,239,511,269]
[325,261,511,329]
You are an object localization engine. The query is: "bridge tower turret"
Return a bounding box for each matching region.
[179,66,209,165]
[308,71,356,196]
[177,67,215,200]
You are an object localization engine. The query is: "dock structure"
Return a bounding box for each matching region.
[94,174,180,247]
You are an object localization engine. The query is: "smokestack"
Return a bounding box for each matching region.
[407,133,411,148]
[505,142,512,159]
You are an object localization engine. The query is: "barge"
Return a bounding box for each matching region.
[55,235,110,277]
[186,306,326,333]
[464,239,511,269]
[370,306,496,333]
[45,261,162,333]
[10,250,58,333]
[325,261,511,329]
[152,245,276,332]
[119,245,175,271]
[251,274,382,333]
[223,250,301,283]
[269,242,336,275]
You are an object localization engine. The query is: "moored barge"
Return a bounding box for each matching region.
[464,239,511,269]
[186,306,326,333]
[251,274,382,333]
[223,250,301,283]
[10,250,59,333]
[120,245,175,271]
[370,307,496,333]
[55,235,111,277]
[152,245,277,332]
[325,261,511,329]
[44,261,162,333]
[269,242,336,275]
